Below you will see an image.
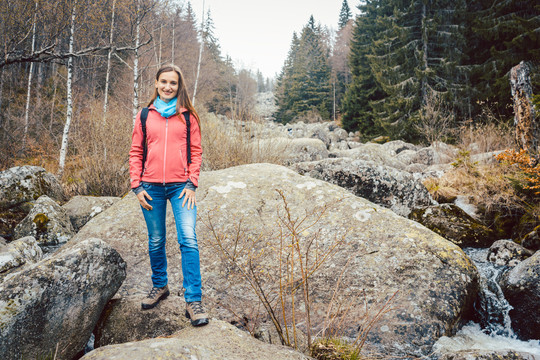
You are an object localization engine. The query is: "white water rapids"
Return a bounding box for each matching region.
[432,247,540,357]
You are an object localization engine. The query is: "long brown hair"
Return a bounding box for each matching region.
[148,64,200,127]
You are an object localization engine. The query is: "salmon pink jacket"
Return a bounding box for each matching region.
[129,105,202,189]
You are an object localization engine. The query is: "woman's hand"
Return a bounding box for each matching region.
[137,190,153,210]
[180,188,196,210]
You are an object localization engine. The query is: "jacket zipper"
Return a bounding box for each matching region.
[163,118,168,184]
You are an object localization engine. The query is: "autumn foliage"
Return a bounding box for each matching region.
[496,149,540,196]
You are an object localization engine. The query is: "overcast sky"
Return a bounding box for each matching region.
[188,0,358,79]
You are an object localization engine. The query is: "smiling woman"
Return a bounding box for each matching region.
[129,64,208,327]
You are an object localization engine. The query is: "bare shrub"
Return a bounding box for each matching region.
[63,99,132,196]
[202,190,395,357]
[415,91,455,145]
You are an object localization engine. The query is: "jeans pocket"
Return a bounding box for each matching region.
[141,182,151,190]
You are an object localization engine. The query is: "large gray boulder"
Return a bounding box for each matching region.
[73,164,478,358]
[0,166,64,239]
[82,319,311,360]
[94,295,190,348]
[500,251,540,340]
[292,157,435,216]
[410,143,458,166]
[409,204,497,248]
[0,236,42,275]
[0,165,64,211]
[331,143,407,170]
[13,195,75,246]
[0,238,126,360]
[62,195,120,231]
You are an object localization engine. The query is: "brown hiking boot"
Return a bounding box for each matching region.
[141,285,169,310]
[185,301,209,326]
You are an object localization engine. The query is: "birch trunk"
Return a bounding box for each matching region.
[192,0,205,105]
[103,0,116,122]
[23,2,38,150]
[421,1,428,106]
[171,16,175,62]
[49,63,58,132]
[132,0,141,125]
[58,2,76,176]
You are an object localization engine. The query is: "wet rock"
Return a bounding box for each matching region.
[521,225,540,251]
[0,238,126,360]
[62,195,120,231]
[94,295,190,348]
[500,251,540,340]
[82,319,311,360]
[434,350,537,360]
[409,204,496,248]
[73,164,478,358]
[0,236,42,276]
[0,236,6,246]
[292,157,435,216]
[487,240,533,267]
[13,195,75,246]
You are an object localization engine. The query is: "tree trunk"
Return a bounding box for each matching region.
[192,0,205,105]
[23,2,38,151]
[132,0,141,125]
[58,2,76,176]
[420,1,428,106]
[510,61,538,154]
[103,0,116,122]
[171,16,175,63]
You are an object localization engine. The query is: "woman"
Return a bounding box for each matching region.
[129,64,208,326]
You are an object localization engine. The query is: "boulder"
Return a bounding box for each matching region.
[291,157,435,217]
[398,150,421,166]
[331,143,407,170]
[487,240,533,267]
[409,204,496,248]
[0,238,126,360]
[381,140,419,155]
[0,236,42,276]
[13,195,75,246]
[470,151,505,165]
[62,195,120,231]
[434,350,537,360]
[521,225,540,251]
[500,251,540,340]
[82,319,311,360]
[0,165,64,211]
[411,143,458,166]
[73,164,478,358]
[0,236,6,246]
[285,138,329,164]
[94,295,190,348]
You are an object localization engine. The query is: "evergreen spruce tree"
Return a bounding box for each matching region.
[468,0,540,119]
[367,0,467,141]
[338,0,352,29]
[276,17,331,124]
[341,0,388,136]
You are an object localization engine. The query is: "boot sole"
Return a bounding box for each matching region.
[185,310,209,327]
[141,290,170,310]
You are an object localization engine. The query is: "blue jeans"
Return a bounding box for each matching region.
[139,181,201,302]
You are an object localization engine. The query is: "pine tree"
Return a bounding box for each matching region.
[341,0,388,136]
[338,0,352,29]
[367,0,468,141]
[468,0,540,119]
[276,17,331,124]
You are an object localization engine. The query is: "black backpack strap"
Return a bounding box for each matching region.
[140,107,149,177]
[183,111,192,164]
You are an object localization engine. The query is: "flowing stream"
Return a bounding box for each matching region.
[432,247,540,357]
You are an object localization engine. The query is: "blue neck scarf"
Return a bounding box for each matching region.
[153,96,178,118]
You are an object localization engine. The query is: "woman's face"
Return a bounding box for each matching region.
[155,70,179,102]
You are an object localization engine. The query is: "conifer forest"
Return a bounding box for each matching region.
[0,0,539,176]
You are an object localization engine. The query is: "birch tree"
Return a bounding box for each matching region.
[58,0,77,176]
[103,0,117,121]
[192,0,204,105]
[23,1,39,150]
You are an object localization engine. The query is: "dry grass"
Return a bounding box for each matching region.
[200,112,287,171]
